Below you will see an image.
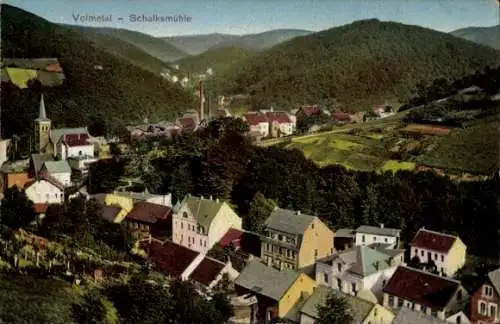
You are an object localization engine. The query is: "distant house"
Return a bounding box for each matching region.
[261,208,334,271]
[382,266,469,321]
[299,285,395,324]
[126,123,180,142]
[40,160,72,187]
[469,267,500,323]
[331,112,352,124]
[123,201,172,240]
[242,112,269,137]
[140,239,238,292]
[409,228,466,277]
[354,224,401,249]
[295,105,321,118]
[265,111,296,137]
[234,259,317,323]
[172,195,243,253]
[218,228,261,257]
[24,173,65,215]
[334,228,355,251]
[0,160,30,194]
[315,245,405,298]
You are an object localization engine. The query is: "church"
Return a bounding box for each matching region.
[34,94,96,173]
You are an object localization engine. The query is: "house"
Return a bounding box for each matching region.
[261,208,334,271]
[382,266,469,321]
[354,224,401,249]
[315,245,405,298]
[334,228,355,251]
[295,105,321,118]
[40,160,72,187]
[110,191,172,207]
[234,259,317,323]
[172,195,242,253]
[242,112,269,137]
[122,201,172,240]
[298,285,395,324]
[331,112,352,124]
[392,308,448,324]
[29,153,54,178]
[265,111,296,137]
[24,173,65,215]
[470,267,500,323]
[218,228,262,257]
[140,239,238,292]
[0,160,30,194]
[409,228,467,277]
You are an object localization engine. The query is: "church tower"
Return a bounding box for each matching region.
[34,94,51,153]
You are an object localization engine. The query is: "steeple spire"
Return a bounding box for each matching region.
[36,94,49,121]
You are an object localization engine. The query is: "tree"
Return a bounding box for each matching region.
[316,292,354,324]
[0,186,36,229]
[245,192,276,232]
[72,290,118,324]
[211,293,234,323]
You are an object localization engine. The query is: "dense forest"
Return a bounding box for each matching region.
[0,4,196,140]
[212,19,500,110]
[90,118,500,259]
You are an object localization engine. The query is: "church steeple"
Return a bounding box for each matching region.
[36,94,49,121]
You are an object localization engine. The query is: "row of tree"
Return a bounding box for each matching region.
[90,119,499,259]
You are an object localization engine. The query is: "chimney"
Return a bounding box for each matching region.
[297,210,301,215]
[199,80,204,121]
[380,224,384,229]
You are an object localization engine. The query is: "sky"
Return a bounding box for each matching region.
[4,0,500,37]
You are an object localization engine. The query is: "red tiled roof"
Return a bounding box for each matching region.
[265,111,292,124]
[243,113,268,126]
[189,257,226,287]
[140,240,199,278]
[125,201,171,224]
[33,203,49,214]
[64,133,90,147]
[382,266,461,309]
[219,228,245,248]
[410,228,457,253]
[332,112,351,121]
[299,105,321,117]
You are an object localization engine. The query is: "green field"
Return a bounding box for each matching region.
[5,67,38,88]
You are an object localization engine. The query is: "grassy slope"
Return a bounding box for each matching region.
[161,33,241,56]
[64,25,176,75]
[1,4,196,137]
[215,19,500,111]
[207,29,312,51]
[66,25,189,62]
[0,273,77,324]
[174,46,257,74]
[450,25,500,51]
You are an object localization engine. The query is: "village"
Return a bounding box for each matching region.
[0,89,497,324]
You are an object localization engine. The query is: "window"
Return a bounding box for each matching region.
[278,234,283,241]
[362,235,366,243]
[351,283,356,293]
[421,305,427,313]
[484,285,494,297]
[314,249,318,259]
[384,238,388,243]
[441,255,444,262]
[456,290,463,301]
[421,250,424,257]
[204,241,206,247]
[373,236,377,242]
[479,301,487,315]
[78,150,82,155]
[490,304,497,317]
[388,295,394,306]
[337,263,342,272]
[323,273,329,283]
[398,298,404,307]
[373,308,378,317]
[337,279,342,290]
[456,315,461,324]
[414,248,418,255]
[181,222,183,229]
[382,280,386,286]
[200,239,202,246]
[434,253,438,260]
[311,223,314,229]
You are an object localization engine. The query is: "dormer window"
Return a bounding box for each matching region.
[183,212,188,218]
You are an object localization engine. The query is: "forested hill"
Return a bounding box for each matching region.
[450,25,500,51]
[1,4,196,141]
[174,47,257,75]
[213,19,500,111]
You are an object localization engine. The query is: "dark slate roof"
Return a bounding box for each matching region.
[125,201,171,224]
[234,260,301,301]
[382,266,461,309]
[140,240,199,278]
[335,228,355,238]
[410,228,458,253]
[31,153,54,176]
[189,257,226,287]
[355,225,400,237]
[488,268,500,295]
[264,208,314,235]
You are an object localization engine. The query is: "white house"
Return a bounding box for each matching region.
[354,224,401,249]
[409,228,467,277]
[315,245,405,299]
[242,112,269,137]
[265,111,296,136]
[53,130,95,160]
[172,195,242,253]
[24,175,64,205]
[41,160,72,187]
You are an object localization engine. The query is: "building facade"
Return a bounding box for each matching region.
[354,224,401,249]
[470,268,500,324]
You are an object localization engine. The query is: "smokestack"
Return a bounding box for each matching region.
[199,80,204,121]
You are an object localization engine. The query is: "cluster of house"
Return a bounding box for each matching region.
[0,95,101,207]
[62,189,495,324]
